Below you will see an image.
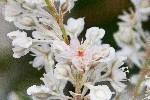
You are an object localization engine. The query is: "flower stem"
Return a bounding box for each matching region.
[73,74,83,100]
[44,0,59,22]
[59,11,69,44]
[132,66,149,98]
[132,48,150,99]
[45,0,69,44]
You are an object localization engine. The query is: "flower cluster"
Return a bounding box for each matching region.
[3,0,129,100]
[114,0,150,98]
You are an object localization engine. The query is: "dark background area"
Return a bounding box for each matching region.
[0,0,149,99]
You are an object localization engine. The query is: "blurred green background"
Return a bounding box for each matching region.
[0,0,150,99]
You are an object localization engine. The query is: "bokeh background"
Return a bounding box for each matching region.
[0,0,150,100]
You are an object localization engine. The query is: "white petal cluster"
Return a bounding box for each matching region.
[65,18,84,37]
[109,56,128,92]
[7,31,32,58]
[114,0,150,98]
[52,27,115,71]
[3,0,129,99]
[131,0,150,18]
[114,0,150,68]
[27,73,68,100]
[85,83,112,100]
[27,85,51,96]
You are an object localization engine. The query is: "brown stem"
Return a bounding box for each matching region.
[73,74,83,100]
[132,48,150,99]
[132,67,149,98]
[45,0,69,44]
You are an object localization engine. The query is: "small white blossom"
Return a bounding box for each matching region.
[52,32,115,71]
[27,85,54,100]
[114,24,139,47]
[118,9,138,25]
[65,18,85,37]
[109,56,128,92]
[85,27,105,44]
[27,73,68,100]
[131,0,150,16]
[7,31,32,58]
[30,45,55,73]
[85,83,112,100]
[117,47,146,68]
[27,85,51,96]
[41,73,67,94]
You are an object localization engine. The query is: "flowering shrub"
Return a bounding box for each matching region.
[2,0,150,100]
[114,0,150,99]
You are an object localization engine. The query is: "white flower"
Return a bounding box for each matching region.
[27,85,53,100]
[118,9,137,24]
[30,45,55,73]
[54,63,74,81]
[85,83,112,100]
[12,37,32,48]
[114,24,137,47]
[27,73,68,100]
[85,27,105,44]
[65,18,85,37]
[27,85,51,96]
[41,72,67,94]
[52,28,115,71]
[131,0,150,16]
[4,3,23,22]
[116,47,146,68]
[109,56,128,92]
[7,31,32,58]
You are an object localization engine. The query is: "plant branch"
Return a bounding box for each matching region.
[45,0,59,23]
[132,48,150,99]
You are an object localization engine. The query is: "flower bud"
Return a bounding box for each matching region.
[21,16,34,26]
[85,83,112,100]
[86,27,105,40]
[14,15,35,30]
[61,1,69,14]
[65,18,85,37]
[85,27,105,45]
[27,85,51,99]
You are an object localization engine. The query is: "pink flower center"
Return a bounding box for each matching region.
[77,51,84,56]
